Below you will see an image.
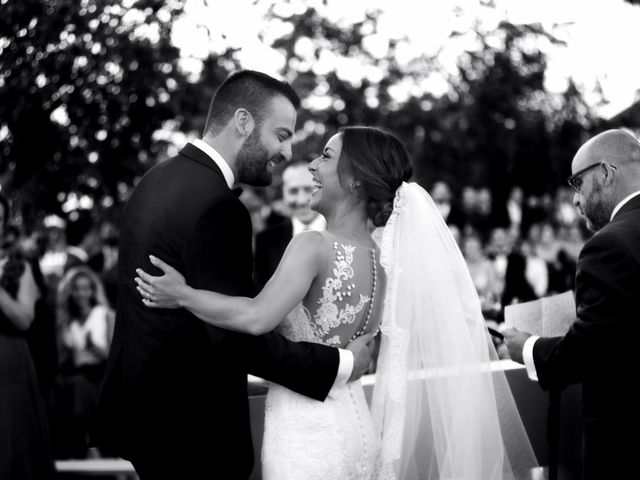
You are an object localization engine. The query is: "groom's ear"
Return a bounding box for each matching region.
[233,108,255,137]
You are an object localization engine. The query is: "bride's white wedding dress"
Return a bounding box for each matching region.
[262,231,381,480]
[262,183,539,480]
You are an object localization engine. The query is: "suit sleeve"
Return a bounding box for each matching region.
[533,230,636,390]
[183,196,339,401]
[253,230,269,291]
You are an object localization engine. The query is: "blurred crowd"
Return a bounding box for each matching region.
[0,165,588,461]
[246,167,588,324]
[431,182,586,323]
[1,195,118,465]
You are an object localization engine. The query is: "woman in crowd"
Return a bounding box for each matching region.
[0,193,54,479]
[57,265,112,378]
[51,265,113,458]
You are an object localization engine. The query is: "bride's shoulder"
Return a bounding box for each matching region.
[278,231,329,273]
[284,231,329,259]
[288,230,326,250]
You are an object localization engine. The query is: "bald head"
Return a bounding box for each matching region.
[574,129,640,171]
[571,129,640,231]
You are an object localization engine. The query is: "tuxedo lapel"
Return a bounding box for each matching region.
[179,143,228,186]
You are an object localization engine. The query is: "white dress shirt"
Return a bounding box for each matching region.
[191,139,235,188]
[523,190,640,381]
[292,215,327,237]
[189,139,354,392]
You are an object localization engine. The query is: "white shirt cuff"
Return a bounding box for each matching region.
[523,335,540,382]
[328,349,354,398]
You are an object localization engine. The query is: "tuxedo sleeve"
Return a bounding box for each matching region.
[253,230,269,290]
[183,196,340,401]
[237,332,340,401]
[533,230,635,391]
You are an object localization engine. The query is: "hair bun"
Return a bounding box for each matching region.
[368,197,395,228]
[338,126,413,227]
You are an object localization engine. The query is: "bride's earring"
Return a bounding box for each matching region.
[349,182,355,193]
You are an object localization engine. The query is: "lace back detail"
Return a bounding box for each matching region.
[277,232,379,348]
[312,241,370,346]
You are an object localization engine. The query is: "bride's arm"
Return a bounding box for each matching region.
[135,231,325,335]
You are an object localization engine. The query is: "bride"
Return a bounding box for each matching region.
[135,126,538,479]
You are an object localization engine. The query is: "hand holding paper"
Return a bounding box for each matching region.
[502,328,531,363]
[504,290,576,337]
[502,291,576,364]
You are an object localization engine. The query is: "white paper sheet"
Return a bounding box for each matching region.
[504,290,576,337]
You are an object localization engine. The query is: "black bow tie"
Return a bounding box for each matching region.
[232,187,243,197]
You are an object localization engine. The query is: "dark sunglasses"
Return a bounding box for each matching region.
[567,162,617,193]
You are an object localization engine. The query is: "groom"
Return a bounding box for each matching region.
[95,70,375,479]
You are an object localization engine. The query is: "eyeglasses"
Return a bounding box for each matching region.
[567,162,617,193]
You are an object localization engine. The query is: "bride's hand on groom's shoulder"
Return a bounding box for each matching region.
[346,333,376,382]
[135,255,188,309]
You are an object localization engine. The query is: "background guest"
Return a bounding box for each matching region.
[0,192,55,479]
[462,232,501,319]
[500,240,539,311]
[521,236,549,299]
[50,265,113,459]
[254,160,326,289]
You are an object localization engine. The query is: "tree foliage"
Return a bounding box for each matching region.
[0,0,193,227]
[262,4,601,227]
[1,0,626,230]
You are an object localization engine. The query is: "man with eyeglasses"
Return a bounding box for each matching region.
[504,129,640,480]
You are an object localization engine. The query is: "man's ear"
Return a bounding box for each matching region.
[602,163,616,187]
[233,108,255,137]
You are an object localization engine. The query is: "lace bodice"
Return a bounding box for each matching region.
[263,229,381,480]
[277,231,383,348]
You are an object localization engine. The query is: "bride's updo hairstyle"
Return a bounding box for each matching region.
[338,126,414,227]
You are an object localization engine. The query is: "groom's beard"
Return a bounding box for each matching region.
[236,129,274,187]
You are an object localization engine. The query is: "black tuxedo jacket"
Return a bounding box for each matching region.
[533,194,640,479]
[95,144,339,479]
[254,220,293,289]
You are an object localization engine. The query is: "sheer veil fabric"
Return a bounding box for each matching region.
[371,182,538,480]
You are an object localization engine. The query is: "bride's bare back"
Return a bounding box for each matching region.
[277,230,385,348]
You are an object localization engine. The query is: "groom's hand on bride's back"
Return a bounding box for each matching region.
[347,333,376,382]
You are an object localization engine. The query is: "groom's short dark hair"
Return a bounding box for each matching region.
[203,70,300,136]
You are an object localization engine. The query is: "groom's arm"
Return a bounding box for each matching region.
[236,330,377,401]
[238,333,342,401]
[181,195,354,401]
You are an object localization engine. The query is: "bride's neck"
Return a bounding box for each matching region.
[325,202,371,245]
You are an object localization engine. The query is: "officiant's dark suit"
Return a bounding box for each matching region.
[505,129,640,480]
[532,194,640,479]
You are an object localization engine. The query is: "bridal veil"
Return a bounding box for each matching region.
[371,182,539,479]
